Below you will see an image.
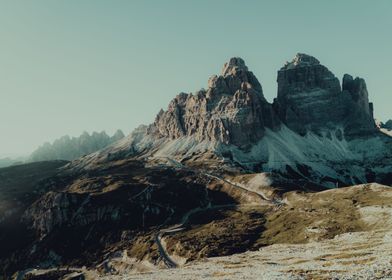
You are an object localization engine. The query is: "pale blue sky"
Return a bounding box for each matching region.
[0,0,391,155]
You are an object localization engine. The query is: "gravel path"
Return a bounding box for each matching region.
[102,204,392,280]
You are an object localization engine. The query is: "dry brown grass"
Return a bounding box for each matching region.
[339,257,376,265]
[286,268,347,280]
[316,252,372,260]
[159,183,392,265]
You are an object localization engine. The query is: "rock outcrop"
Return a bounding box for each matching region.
[341,74,376,136]
[273,53,375,136]
[67,54,390,187]
[151,57,279,149]
[150,54,377,151]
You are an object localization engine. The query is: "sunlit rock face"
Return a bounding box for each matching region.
[151,57,279,149]
[273,53,376,136]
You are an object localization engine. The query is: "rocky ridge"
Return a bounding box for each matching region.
[152,53,376,143]
[70,54,391,187]
[30,130,125,162]
[151,57,278,149]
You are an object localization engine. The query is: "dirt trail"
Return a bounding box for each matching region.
[153,156,276,268]
[102,183,392,280]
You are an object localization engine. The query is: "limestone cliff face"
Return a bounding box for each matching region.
[342,74,376,135]
[151,57,279,149]
[67,54,386,177]
[150,54,376,150]
[273,53,376,136]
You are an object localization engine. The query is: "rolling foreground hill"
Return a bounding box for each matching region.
[0,54,391,280]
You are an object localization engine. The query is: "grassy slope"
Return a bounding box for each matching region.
[0,160,68,212]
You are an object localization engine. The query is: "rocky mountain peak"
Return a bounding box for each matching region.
[67,54,390,188]
[150,54,378,148]
[112,129,126,141]
[207,57,264,97]
[277,53,340,96]
[150,57,277,147]
[221,57,248,77]
[273,53,376,136]
[342,74,368,101]
[282,53,320,70]
[275,53,342,134]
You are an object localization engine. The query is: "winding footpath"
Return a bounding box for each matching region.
[162,156,276,204]
[153,156,283,268]
[155,225,185,268]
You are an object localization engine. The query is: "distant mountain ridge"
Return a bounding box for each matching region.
[0,157,25,168]
[30,129,125,162]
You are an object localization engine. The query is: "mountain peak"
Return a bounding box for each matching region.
[221,57,248,77]
[282,53,320,70]
[112,129,125,141]
[275,53,376,136]
[68,54,390,189]
[150,56,273,147]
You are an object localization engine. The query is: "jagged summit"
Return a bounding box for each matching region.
[274,53,376,136]
[112,129,126,141]
[282,53,320,70]
[208,57,263,95]
[150,57,275,147]
[342,74,368,99]
[69,54,391,187]
[110,53,377,147]
[221,57,248,76]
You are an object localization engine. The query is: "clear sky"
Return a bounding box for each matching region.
[0,0,391,156]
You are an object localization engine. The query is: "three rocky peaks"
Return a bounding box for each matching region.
[151,53,376,149]
[71,53,390,187]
